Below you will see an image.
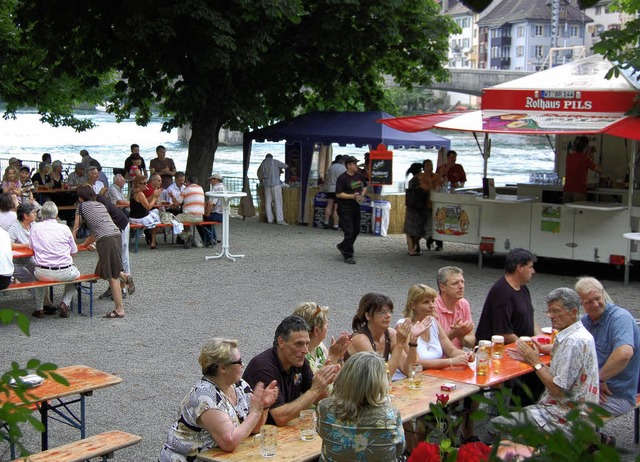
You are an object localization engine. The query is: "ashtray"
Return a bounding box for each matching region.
[8,374,45,388]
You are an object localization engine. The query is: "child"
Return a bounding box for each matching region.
[128,156,144,179]
[2,165,22,206]
[19,166,35,205]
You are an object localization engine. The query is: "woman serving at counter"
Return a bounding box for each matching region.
[563,135,600,203]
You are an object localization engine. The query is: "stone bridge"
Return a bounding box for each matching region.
[386,68,533,95]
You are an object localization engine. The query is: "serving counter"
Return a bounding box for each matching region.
[431,186,637,266]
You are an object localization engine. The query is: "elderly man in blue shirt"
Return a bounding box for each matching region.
[575,276,640,417]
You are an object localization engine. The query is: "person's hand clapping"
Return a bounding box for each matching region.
[311,363,341,394]
[411,317,432,339]
[328,333,351,363]
[515,339,539,366]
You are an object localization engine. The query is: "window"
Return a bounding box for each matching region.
[534,45,544,58]
[570,25,578,37]
[517,25,524,37]
[534,25,544,37]
[595,5,601,14]
[516,45,524,57]
[608,24,621,30]
[463,38,470,48]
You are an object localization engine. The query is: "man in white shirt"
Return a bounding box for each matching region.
[107,174,129,211]
[201,173,226,247]
[163,171,186,215]
[86,166,107,196]
[257,153,288,225]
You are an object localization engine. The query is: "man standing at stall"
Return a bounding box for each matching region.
[335,156,367,265]
[563,135,600,203]
[258,153,288,225]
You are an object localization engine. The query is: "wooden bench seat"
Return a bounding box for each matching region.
[12,430,142,462]
[130,220,220,252]
[5,274,100,317]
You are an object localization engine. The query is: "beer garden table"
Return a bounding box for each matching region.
[196,376,479,462]
[0,365,122,456]
[423,342,552,389]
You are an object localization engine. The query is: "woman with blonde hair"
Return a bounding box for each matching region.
[2,165,21,207]
[160,338,278,461]
[317,351,404,461]
[293,302,351,373]
[392,284,469,381]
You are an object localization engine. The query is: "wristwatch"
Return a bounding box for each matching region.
[534,363,543,371]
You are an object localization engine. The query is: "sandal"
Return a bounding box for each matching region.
[126,275,135,296]
[103,310,124,319]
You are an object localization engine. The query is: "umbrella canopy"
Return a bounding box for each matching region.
[243,111,451,222]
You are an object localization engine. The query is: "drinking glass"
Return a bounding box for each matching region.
[408,363,423,389]
[299,409,317,441]
[254,425,278,457]
[491,335,505,359]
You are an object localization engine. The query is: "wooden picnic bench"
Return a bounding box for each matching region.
[130,220,220,252]
[4,274,100,317]
[11,430,142,462]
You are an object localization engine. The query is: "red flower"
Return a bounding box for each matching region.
[436,393,450,405]
[457,442,491,462]
[409,442,441,462]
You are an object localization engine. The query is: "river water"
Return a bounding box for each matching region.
[0,109,555,189]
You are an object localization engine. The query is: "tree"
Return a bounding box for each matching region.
[592,0,640,90]
[5,0,458,178]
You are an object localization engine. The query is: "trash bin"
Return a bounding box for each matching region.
[371,200,391,236]
[313,192,328,228]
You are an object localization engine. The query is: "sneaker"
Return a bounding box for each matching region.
[99,288,113,300]
[58,302,69,318]
[323,222,331,229]
[183,235,194,249]
[344,257,356,264]
[333,225,339,230]
[276,221,289,226]
[195,241,204,248]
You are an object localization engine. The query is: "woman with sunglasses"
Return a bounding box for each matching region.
[159,338,278,461]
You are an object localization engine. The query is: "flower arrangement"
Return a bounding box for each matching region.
[408,393,491,462]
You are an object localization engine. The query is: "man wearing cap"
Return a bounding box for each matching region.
[335,156,367,264]
[257,153,288,225]
[323,155,346,229]
[149,145,177,189]
[66,163,86,187]
[201,173,226,247]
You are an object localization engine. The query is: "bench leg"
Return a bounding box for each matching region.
[635,407,639,444]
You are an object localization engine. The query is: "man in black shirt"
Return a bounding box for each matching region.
[335,156,367,264]
[476,248,544,404]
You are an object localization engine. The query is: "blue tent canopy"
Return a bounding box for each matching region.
[242,110,451,222]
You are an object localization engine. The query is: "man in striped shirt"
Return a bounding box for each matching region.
[175,175,205,248]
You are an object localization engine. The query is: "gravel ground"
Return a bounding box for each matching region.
[2,214,639,460]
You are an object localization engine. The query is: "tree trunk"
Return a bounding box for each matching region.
[186,109,222,184]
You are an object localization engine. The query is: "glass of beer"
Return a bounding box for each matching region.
[299,409,317,441]
[408,363,423,389]
[520,336,534,349]
[491,335,505,359]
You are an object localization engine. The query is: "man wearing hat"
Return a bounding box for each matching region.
[335,156,367,264]
[66,163,86,187]
[8,157,22,169]
[201,173,226,247]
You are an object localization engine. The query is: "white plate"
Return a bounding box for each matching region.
[541,327,553,334]
[8,374,45,388]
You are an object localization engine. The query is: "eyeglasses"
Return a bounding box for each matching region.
[227,358,243,366]
[374,309,393,317]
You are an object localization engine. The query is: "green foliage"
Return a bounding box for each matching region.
[592,0,640,83]
[469,388,634,461]
[2,0,458,176]
[385,87,449,116]
[0,309,66,458]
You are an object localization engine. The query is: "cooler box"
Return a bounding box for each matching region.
[313,192,328,228]
[371,200,391,236]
